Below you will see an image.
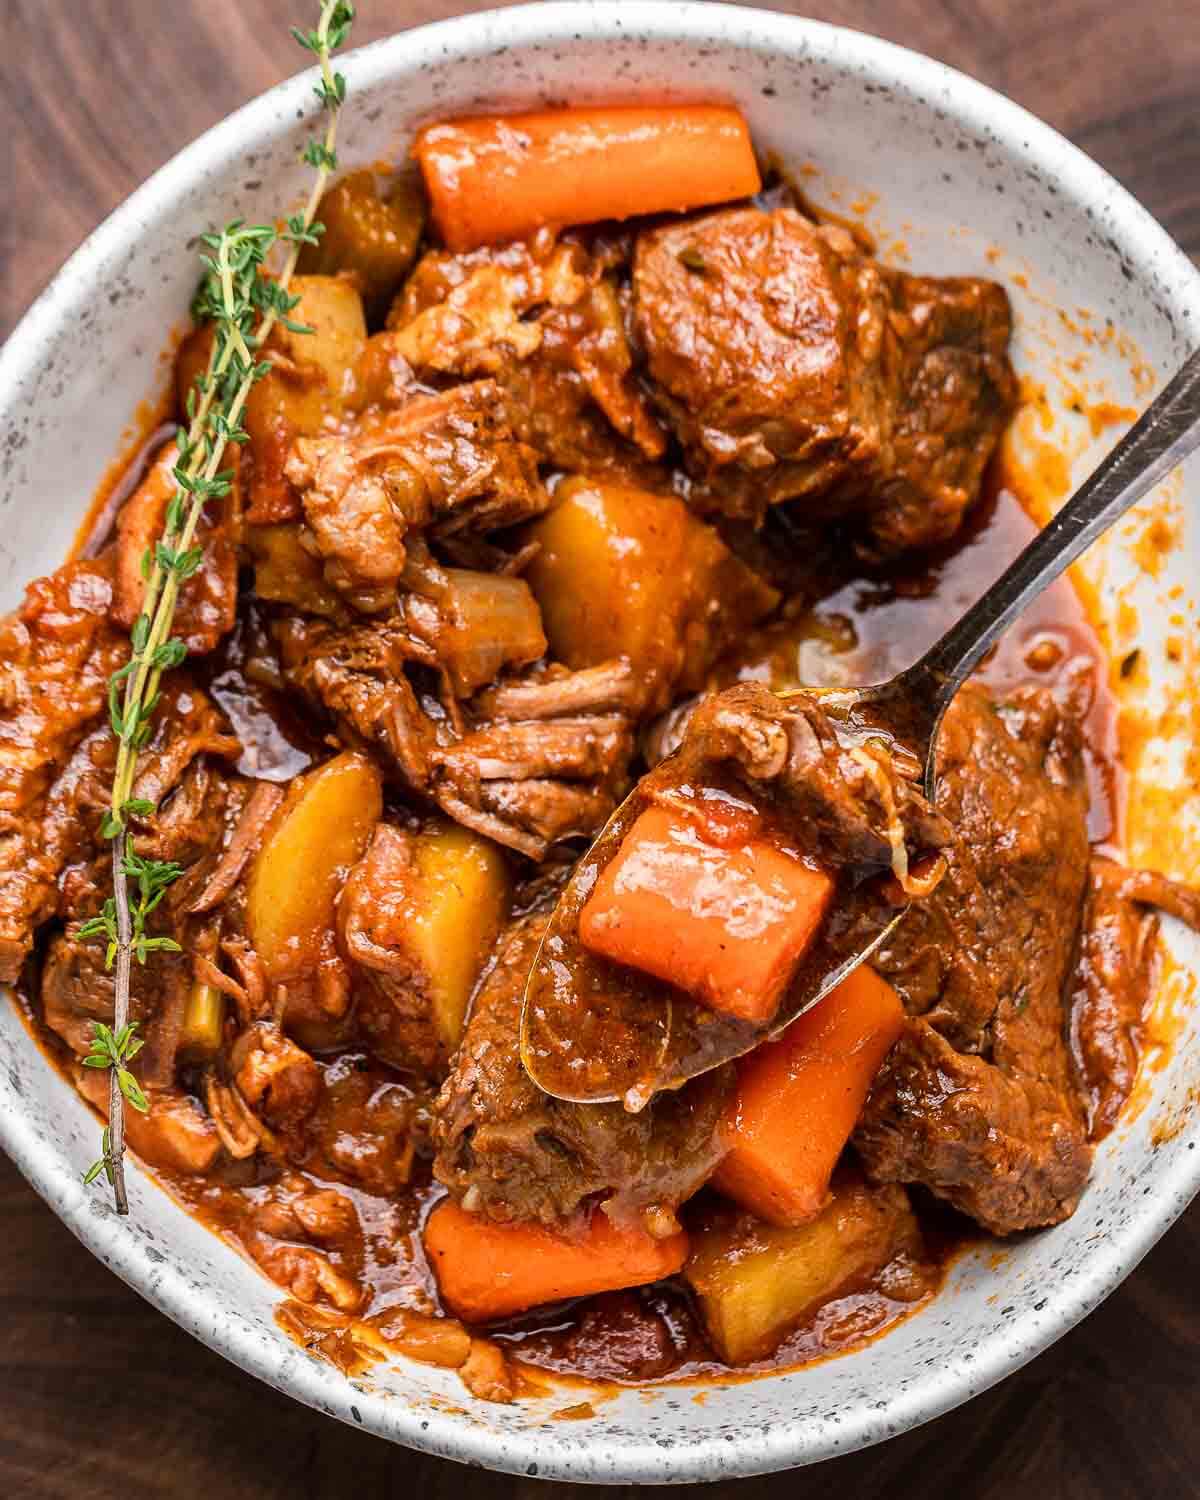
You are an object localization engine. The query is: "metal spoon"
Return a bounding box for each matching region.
[521,345,1200,1107]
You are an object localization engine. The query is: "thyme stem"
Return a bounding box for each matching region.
[107,835,134,1214]
[83,0,356,1213]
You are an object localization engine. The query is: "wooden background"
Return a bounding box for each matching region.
[3,2,1199,1496]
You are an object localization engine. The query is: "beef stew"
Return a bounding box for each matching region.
[4,102,1195,1404]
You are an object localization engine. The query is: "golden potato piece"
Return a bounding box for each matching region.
[248,522,343,617]
[242,274,368,523]
[685,1179,922,1365]
[298,169,426,323]
[176,275,368,526]
[412,822,511,1047]
[523,478,777,713]
[343,820,511,1055]
[247,751,383,981]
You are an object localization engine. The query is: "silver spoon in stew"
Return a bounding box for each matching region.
[521,345,1200,1109]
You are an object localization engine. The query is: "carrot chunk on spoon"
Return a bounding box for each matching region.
[578,803,834,1025]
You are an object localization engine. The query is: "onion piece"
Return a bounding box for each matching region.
[408,566,547,697]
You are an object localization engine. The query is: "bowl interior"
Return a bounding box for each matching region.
[1,3,1198,1483]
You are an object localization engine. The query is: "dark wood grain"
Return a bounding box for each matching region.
[2,3,1198,1496]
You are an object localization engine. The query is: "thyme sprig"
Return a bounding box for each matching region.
[83,0,355,1215]
[77,852,185,966]
[82,1026,149,1187]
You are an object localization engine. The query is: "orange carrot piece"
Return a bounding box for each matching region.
[713,965,905,1227]
[414,104,761,251]
[424,1200,689,1323]
[579,803,833,1025]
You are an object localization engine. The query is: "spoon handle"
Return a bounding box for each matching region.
[912,343,1200,715]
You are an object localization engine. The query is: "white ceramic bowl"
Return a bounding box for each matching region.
[2,3,1198,1483]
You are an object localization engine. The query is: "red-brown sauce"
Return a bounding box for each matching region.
[14,447,1120,1398]
[732,468,1121,847]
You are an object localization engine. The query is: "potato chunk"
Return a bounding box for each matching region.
[411,822,512,1046]
[248,522,344,617]
[342,820,511,1053]
[243,275,367,523]
[247,751,383,981]
[298,169,426,323]
[685,1179,922,1365]
[523,478,777,712]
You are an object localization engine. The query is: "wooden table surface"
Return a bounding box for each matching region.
[4,2,1199,1496]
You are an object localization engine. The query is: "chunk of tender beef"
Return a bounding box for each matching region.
[873,686,1089,1053]
[633,207,1016,555]
[387,233,668,486]
[239,1171,365,1311]
[1070,861,1200,1138]
[474,660,643,721]
[230,1019,323,1131]
[431,715,630,855]
[337,823,445,1074]
[44,746,246,1082]
[636,208,883,501]
[40,681,244,1093]
[388,233,583,376]
[126,684,242,822]
[864,270,1018,557]
[277,613,636,859]
[433,913,732,1230]
[298,1053,431,1196]
[0,561,127,980]
[113,442,238,655]
[680,681,950,875]
[285,382,548,612]
[854,1017,1093,1235]
[854,685,1094,1234]
[0,553,242,986]
[275,613,442,787]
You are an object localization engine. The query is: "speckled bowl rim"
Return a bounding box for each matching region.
[2,2,1199,1484]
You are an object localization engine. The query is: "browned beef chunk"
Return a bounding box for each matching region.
[681,682,950,874]
[855,685,1094,1234]
[0,560,127,980]
[473,659,643,721]
[633,207,1016,556]
[285,381,549,613]
[1070,861,1200,1138]
[635,208,882,504]
[855,1018,1093,1235]
[432,912,731,1231]
[865,270,1018,557]
[42,701,245,1081]
[277,612,635,860]
[385,233,669,487]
